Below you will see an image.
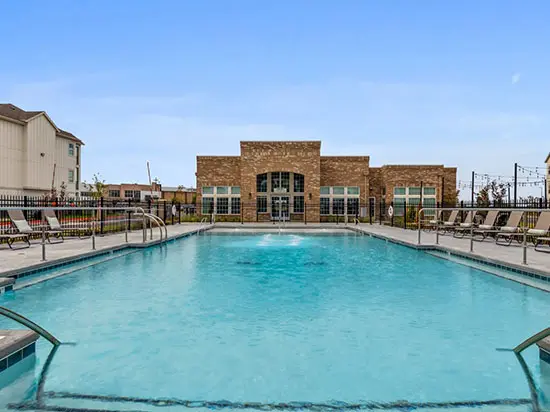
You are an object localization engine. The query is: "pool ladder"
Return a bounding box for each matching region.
[134,212,168,244]
[198,217,209,235]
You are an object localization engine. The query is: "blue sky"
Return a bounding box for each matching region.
[1,0,549,198]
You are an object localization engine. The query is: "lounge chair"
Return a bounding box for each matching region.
[472,210,500,241]
[440,210,459,233]
[496,211,550,246]
[423,210,442,231]
[452,211,477,238]
[7,210,63,244]
[0,231,30,249]
[43,209,91,239]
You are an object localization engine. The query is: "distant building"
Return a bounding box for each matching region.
[546,153,550,200]
[0,103,83,196]
[196,141,457,222]
[82,183,162,201]
[161,186,196,204]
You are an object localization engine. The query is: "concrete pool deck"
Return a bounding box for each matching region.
[0,222,549,286]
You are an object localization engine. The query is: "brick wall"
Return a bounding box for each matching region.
[320,156,370,203]
[196,156,241,206]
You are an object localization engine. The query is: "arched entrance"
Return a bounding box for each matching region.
[256,172,305,221]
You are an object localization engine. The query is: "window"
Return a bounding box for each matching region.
[293,196,304,213]
[294,174,304,193]
[109,190,120,198]
[202,186,214,195]
[347,198,359,216]
[320,187,330,195]
[271,172,290,192]
[68,143,74,156]
[333,198,345,215]
[393,197,405,216]
[231,186,241,195]
[124,190,140,199]
[68,169,74,183]
[423,187,436,195]
[257,174,268,193]
[216,198,229,214]
[202,197,214,214]
[394,187,406,195]
[231,198,241,215]
[257,196,267,213]
[408,187,421,196]
[320,198,330,215]
[347,187,360,195]
[333,186,345,195]
[216,186,229,195]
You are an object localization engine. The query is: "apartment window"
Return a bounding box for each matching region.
[347,198,359,216]
[320,187,330,195]
[68,143,74,156]
[216,186,229,195]
[294,174,305,193]
[347,187,360,195]
[202,197,214,214]
[394,187,406,196]
[257,174,268,193]
[257,196,267,213]
[408,187,421,196]
[320,198,330,215]
[393,186,437,217]
[124,190,140,199]
[109,190,121,198]
[68,169,74,183]
[231,186,241,195]
[216,198,229,214]
[231,198,241,215]
[202,186,214,195]
[293,196,304,213]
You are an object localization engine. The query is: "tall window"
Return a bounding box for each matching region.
[216,198,229,214]
[201,186,241,215]
[68,169,74,183]
[294,196,304,213]
[294,174,304,193]
[257,174,268,193]
[202,197,214,214]
[271,172,290,192]
[68,143,74,156]
[257,196,267,213]
[231,198,241,215]
[320,198,330,215]
[109,190,120,198]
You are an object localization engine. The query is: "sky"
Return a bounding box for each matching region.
[1,0,549,198]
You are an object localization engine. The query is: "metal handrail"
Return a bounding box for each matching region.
[198,217,209,234]
[133,211,167,243]
[417,207,550,266]
[0,306,60,346]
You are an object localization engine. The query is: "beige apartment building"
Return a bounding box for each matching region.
[0,104,83,197]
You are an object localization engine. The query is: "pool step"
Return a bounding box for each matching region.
[14,250,137,290]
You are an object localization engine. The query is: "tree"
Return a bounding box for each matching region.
[83,173,107,199]
[476,185,490,207]
[489,180,507,205]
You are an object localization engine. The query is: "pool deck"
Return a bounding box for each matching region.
[0,222,549,285]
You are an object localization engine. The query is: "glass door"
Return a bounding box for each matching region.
[271,196,290,221]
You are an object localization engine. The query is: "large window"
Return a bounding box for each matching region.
[202,197,214,214]
[216,186,229,195]
[109,190,120,198]
[68,169,74,183]
[294,174,304,193]
[271,172,290,192]
[347,198,359,216]
[216,198,229,214]
[257,174,268,193]
[294,196,304,213]
[125,190,140,199]
[392,186,437,216]
[68,143,74,157]
[231,198,241,215]
[320,198,330,215]
[202,186,214,195]
[333,198,345,215]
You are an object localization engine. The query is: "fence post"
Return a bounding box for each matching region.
[522,228,528,265]
[391,201,394,227]
[241,200,243,224]
[304,202,307,224]
[92,220,96,250]
[369,202,372,225]
[460,200,464,222]
[179,202,182,224]
[100,197,105,235]
[41,211,46,261]
[404,199,407,229]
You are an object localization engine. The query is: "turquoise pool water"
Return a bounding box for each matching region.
[0,233,548,410]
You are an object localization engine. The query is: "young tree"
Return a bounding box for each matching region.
[489,180,506,205]
[476,185,490,207]
[83,173,107,199]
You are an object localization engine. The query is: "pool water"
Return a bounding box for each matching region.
[0,233,548,409]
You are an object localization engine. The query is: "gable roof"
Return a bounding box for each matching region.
[0,103,83,145]
[546,153,550,163]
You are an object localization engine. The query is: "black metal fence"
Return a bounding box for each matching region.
[1,195,548,235]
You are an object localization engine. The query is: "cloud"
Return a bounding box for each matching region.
[512,73,521,84]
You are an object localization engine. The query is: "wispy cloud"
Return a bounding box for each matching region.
[512,72,521,84]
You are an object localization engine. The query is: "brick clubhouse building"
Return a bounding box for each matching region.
[196,141,457,222]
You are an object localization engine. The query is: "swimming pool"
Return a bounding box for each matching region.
[0,232,548,410]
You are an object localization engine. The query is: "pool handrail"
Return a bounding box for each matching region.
[0,306,60,346]
[417,207,550,266]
